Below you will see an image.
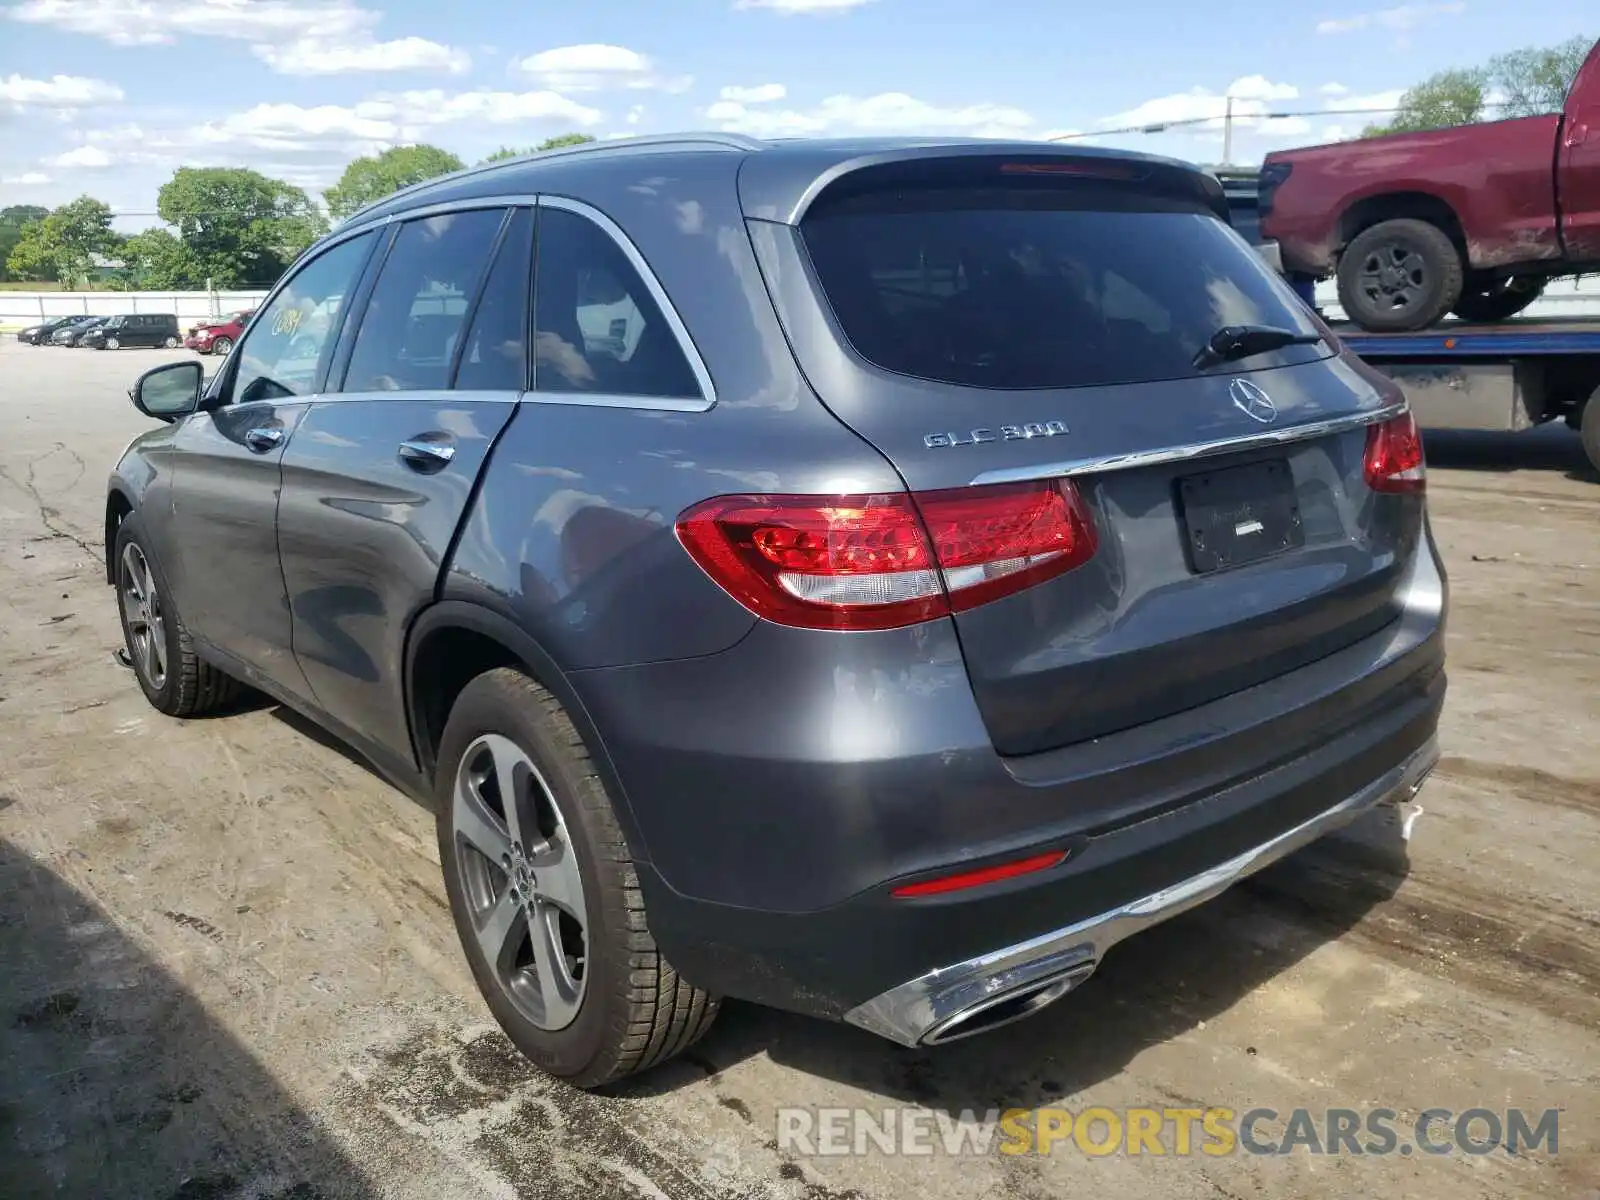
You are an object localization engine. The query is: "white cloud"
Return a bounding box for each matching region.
[709,91,1036,139]
[1102,76,1301,136]
[1315,3,1464,35]
[719,83,787,104]
[256,34,469,75]
[0,72,124,110]
[1321,82,1350,96]
[182,90,602,159]
[626,104,645,125]
[50,144,114,168]
[514,44,691,93]
[1,171,52,184]
[1325,88,1406,114]
[6,0,469,75]
[734,0,875,11]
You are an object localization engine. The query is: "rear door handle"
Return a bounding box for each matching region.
[244,426,284,453]
[398,436,456,471]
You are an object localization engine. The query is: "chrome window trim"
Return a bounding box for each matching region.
[531,194,717,413]
[969,402,1407,485]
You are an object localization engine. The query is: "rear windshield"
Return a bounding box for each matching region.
[801,183,1323,390]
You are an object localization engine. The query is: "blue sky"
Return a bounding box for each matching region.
[1,0,1594,230]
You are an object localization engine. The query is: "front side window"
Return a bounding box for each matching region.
[342,208,506,393]
[231,232,375,405]
[533,207,701,399]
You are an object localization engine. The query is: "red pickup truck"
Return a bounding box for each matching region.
[1261,37,1600,331]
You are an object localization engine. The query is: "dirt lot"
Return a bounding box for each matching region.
[0,336,1596,1200]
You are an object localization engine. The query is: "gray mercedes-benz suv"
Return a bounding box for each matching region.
[107,134,1445,1088]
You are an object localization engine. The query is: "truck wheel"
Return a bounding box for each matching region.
[435,667,719,1088]
[1451,276,1545,323]
[1338,218,1464,333]
[1581,393,1600,477]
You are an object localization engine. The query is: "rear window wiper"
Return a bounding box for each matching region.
[1193,324,1325,369]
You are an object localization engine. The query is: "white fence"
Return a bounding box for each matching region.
[0,289,270,325]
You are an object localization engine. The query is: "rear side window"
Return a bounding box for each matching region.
[455,207,533,391]
[533,206,701,400]
[801,180,1322,390]
[343,208,506,393]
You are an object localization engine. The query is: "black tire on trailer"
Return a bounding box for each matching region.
[114,513,248,717]
[1581,389,1600,477]
[1337,218,1465,333]
[435,667,719,1089]
[1451,276,1546,323]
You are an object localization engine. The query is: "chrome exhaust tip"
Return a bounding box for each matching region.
[919,963,1096,1046]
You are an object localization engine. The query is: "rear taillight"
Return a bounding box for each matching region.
[1363,411,1426,493]
[675,480,1098,631]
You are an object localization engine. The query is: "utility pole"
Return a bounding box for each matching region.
[1221,95,1234,166]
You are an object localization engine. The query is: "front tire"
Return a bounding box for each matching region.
[1451,276,1545,323]
[114,514,246,717]
[435,668,719,1088]
[105,336,120,350]
[1337,218,1464,332]
[212,336,233,356]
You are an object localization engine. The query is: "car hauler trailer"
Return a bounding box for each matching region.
[1339,319,1600,475]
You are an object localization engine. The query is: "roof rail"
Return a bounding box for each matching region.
[337,132,767,227]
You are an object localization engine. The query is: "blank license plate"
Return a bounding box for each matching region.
[1177,459,1304,574]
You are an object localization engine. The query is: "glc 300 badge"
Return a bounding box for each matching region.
[924,421,1069,449]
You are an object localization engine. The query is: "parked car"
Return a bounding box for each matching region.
[81,312,182,350]
[51,316,108,346]
[1260,36,1600,331]
[185,309,255,356]
[15,316,88,345]
[106,134,1446,1089]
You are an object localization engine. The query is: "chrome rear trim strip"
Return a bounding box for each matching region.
[843,734,1439,1047]
[970,402,1406,486]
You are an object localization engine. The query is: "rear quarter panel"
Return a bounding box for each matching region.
[1263,116,1563,273]
[441,151,908,671]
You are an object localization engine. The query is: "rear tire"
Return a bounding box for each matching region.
[1337,218,1464,333]
[164,335,179,349]
[114,514,247,717]
[1451,276,1544,323]
[435,667,719,1089]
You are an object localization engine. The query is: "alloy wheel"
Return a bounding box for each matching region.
[452,734,589,1031]
[1357,241,1429,315]
[119,542,167,690]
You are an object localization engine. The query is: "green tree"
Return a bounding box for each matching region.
[157,167,326,288]
[479,133,597,164]
[324,144,466,219]
[4,196,117,287]
[116,228,204,289]
[0,205,50,282]
[1488,35,1593,118]
[1362,68,1487,136]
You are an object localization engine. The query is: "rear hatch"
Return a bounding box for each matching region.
[751,150,1417,757]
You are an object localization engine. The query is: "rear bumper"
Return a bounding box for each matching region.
[576,525,1448,1025]
[847,734,1437,1046]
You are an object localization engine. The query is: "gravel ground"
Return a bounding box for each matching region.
[0,337,1596,1200]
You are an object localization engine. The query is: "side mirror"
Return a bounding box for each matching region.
[131,360,203,422]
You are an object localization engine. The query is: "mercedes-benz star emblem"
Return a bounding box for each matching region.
[1230,378,1279,424]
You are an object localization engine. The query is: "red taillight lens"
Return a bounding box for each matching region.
[1363,412,1426,494]
[675,480,1097,631]
[891,850,1069,898]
